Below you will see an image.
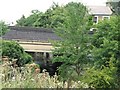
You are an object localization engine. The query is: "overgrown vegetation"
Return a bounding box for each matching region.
[1,59,88,88]
[86,16,120,88]
[51,3,119,88]
[1,1,120,88]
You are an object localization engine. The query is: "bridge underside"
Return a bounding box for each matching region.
[19,41,53,52]
[18,41,54,61]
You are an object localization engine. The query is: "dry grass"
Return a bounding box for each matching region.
[1,60,88,88]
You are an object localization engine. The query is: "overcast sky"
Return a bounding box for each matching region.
[0,0,107,24]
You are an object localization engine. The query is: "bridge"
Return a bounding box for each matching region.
[2,26,60,61]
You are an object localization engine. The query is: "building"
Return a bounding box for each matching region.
[88,6,112,23]
[2,26,61,62]
[2,26,63,75]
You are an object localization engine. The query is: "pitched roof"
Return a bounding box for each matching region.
[88,6,112,15]
[2,26,61,42]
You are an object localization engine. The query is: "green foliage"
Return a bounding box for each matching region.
[81,55,118,88]
[92,16,118,47]
[15,1,119,88]
[33,11,51,28]
[2,40,32,66]
[16,2,93,29]
[16,15,26,26]
[16,3,65,28]
[92,16,119,66]
[0,21,9,36]
[1,61,88,88]
[83,16,120,88]
[52,2,91,81]
[16,10,43,27]
[48,4,65,28]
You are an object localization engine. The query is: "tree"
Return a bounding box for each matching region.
[33,3,65,28]
[33,11,51,28]
[106,0,120,15]
[16,15,26,26]
[16,2,93,30]
[82,16,120,88]
[52,2,91,81]
[16,10,43,27]
[0,21,9,36]
[2,40,32,66]
[92,16,119,68]
[48,3,65,28]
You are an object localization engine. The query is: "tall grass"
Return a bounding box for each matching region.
[1,59,88,88]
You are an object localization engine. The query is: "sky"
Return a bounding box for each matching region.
[0,0,107,25]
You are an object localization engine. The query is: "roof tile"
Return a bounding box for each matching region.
[88,6,112,15]
[2,26,61,42]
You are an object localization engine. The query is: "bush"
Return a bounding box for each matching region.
[2,40,32,66]
[80,55,118,88]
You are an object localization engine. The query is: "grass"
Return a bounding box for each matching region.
[1,59,88,88]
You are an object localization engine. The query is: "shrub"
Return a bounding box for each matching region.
[2,40,32,66]
[80,55,118,88]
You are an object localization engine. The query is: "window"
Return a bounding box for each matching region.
[93,16,98,23]
[102,16,110,20]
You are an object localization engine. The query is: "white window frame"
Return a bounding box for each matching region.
[93,16,98,24]
[102,16,110,20]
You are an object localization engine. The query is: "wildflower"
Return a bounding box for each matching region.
[29,63,37,68]
[35,68,40,74]
[12,76,15,81]
[31,78,34,81]
[78,81,81,83]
